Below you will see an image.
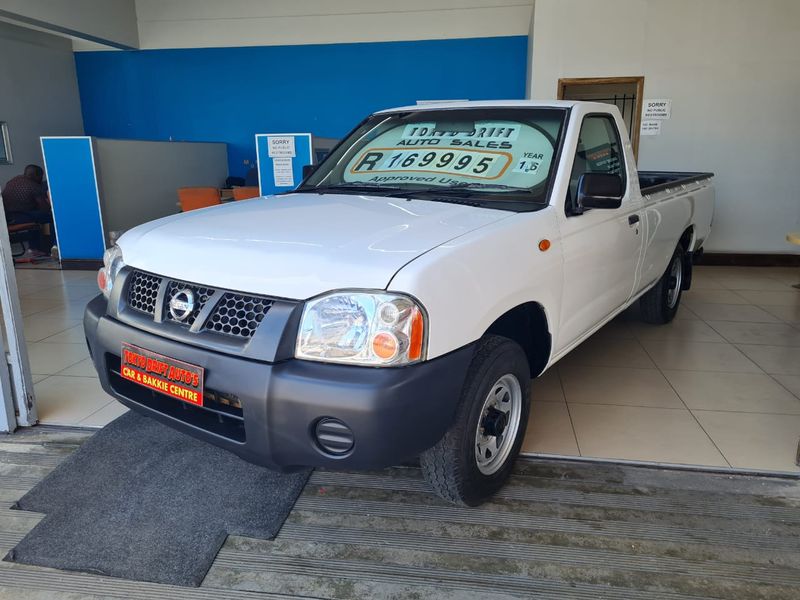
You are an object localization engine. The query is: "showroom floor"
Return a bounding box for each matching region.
[11,267,127,427]
[10,264,800,473]
[523,265,800,474]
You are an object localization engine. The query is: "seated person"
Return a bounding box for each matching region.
[2,164,56,255]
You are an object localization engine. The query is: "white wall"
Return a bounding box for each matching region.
[530,0,800,254]
[0,0,138,48]
[0,21,84,184]
[133,0,533,49]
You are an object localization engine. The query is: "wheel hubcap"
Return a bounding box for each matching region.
[475,374,522,475]
[666,254,683,309]
[482,407,509,437]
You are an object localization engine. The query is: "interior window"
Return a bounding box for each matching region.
[567,115,626,206]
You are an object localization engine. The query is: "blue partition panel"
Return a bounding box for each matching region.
[75,37,528,179]
[255,133,313,196]
[40,137,105,260]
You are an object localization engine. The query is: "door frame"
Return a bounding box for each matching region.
[557,76,645,160]
[0,209,37,430]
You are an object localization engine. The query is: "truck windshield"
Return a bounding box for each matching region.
[300,107,567,208]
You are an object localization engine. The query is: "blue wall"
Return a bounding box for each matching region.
[74,36,528,178]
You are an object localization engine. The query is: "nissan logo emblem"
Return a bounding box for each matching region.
[169,289,196,321]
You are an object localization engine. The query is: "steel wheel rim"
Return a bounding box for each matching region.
[475,373,522,475]
[666,254,683,309]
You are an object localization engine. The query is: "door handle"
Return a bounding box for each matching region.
[628,214,640,226]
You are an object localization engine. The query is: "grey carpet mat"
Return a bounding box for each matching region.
[5,411,311,587]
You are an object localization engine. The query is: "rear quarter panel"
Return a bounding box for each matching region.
[691,182,715,248]
[388,207,563,360]
[639,179,715,292]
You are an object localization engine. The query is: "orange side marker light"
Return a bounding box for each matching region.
[538,239,551,252]
[408,308,425,361]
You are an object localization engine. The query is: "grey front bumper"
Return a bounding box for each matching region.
[84,294,475,471]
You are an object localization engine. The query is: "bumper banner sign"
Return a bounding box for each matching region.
[121,343,205,406]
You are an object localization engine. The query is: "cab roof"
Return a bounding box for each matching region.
[375,99,584,114]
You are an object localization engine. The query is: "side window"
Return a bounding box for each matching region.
[567,115,626,206]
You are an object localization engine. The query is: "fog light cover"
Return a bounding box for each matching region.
[314,417,354,456]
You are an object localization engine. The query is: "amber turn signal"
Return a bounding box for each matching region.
[97,268,108,293]
[538,239,551,251]
[372,332,399,360]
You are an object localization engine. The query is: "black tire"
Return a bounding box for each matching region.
[420,335,531,506]
[640,245,685,324]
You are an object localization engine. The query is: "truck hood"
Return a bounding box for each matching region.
[118,192,511,299]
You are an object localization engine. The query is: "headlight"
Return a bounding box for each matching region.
[97,245,125,298]
[296,291,427,366]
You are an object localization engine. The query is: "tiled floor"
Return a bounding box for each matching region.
[522,265,800,474]
[9,265,800,473]
[10,267,127,427]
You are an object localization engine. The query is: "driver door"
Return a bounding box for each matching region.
[555,114,643,351]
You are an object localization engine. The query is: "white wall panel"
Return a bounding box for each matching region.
[0,22,84,183]
[529,0,800,254]
[0,0,138,48]
[134,0,533,48]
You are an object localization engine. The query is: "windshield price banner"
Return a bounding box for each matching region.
[344,119,554,188]
[350,147,512,180]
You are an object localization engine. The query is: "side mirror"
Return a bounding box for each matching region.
[302,164,317,179]
[576,173,624,212]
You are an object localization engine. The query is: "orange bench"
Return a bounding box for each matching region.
[232,186,260,201]
[177,187,221,212]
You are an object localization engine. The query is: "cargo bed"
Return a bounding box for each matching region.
[639,170,715,195]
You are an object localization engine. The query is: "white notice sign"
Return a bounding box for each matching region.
[643,99,672,120]
[273,157,294,187]
[268,136,296,157]
[640,120,662,136]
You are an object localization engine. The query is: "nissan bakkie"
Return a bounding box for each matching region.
[84,101,714,505]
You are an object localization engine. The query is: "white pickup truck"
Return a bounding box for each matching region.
[84,100,714,505]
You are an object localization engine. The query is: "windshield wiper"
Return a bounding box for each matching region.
[297,182,534,208]
[413,183,529,194]
[398,184,531,200]
[393,183,537,208]
[298,182,407,196]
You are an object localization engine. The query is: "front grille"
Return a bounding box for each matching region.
[127,271,161,315]
[124,269,273,340]
[164,280,214,327]
[205,293,271,338]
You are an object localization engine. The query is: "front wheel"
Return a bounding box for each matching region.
[640,245,685,324]
[421,335,530,506]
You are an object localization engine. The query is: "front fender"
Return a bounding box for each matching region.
[388,208,562,361]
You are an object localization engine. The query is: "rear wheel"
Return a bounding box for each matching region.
[640,245,685,324]
[421,335,530,506]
